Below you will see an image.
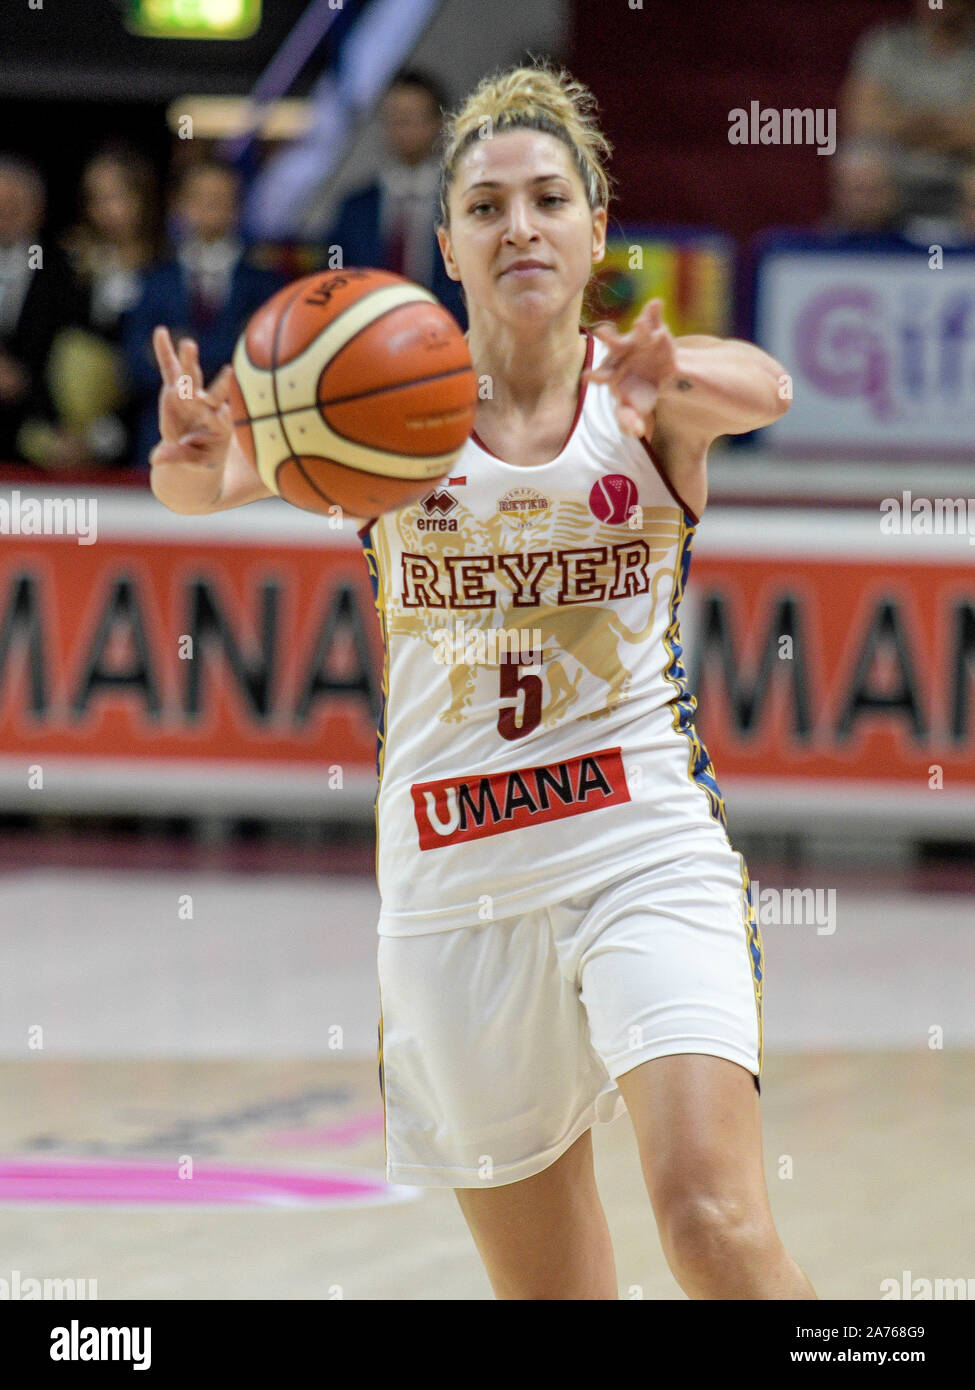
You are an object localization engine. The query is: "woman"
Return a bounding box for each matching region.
[25,146,162,471]
[66,144,162,340]
[149,60,816,1301]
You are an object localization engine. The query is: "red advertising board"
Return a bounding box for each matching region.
[0,490,380,811]
[685,510,974,826]
[0,491,971,827]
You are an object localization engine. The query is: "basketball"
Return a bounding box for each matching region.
[229,268,477,519]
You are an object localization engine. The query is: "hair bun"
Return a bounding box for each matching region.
[438,56,614,227]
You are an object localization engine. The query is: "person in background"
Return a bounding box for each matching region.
[326,69,466,328]
[819,141,904,239]
[28,143,168,471]
[840,0,975,222]
[0,155,86,467]
[124,159,284,470]
[949,160,975,241]
[68,144,163,339]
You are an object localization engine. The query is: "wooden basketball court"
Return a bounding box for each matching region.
[1,850,972,1299]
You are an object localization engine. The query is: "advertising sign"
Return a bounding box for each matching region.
[755,241,975,458]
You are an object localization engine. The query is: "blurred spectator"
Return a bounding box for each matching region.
[124,159,284,470]
[26,144,169,471]
[241,0,438,243]
[840,0,975,221]
[326,70,466,328]
[949,159,975,241]
[820,141,904,237]
[66,144,163,339]
[0,155,86,466]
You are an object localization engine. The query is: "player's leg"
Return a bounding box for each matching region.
[615,1054,815,1299]
[377,913,624,1300]
[569,838,816,1299]
[454,1128,617,1300]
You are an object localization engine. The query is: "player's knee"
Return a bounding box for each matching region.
[658,1190,770,1270]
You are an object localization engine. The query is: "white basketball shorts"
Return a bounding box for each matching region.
[375,835,764,1188]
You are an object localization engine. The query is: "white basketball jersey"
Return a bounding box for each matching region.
[358,329,734,934]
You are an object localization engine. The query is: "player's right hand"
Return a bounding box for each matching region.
[149,326,234,472]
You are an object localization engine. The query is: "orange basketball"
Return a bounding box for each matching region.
[229,268,477,518]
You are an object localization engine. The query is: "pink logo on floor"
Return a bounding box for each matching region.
[269,1109,385,1148]
[0,1157,416,1208]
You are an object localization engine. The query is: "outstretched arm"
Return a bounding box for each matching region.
[650,333,788,448]
[584,300,789,446]
[583,299,790,518]
[149,326,275,515]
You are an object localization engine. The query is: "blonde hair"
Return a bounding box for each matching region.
[438,57,614,228]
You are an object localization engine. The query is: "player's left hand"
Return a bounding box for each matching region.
[582,298,679,436]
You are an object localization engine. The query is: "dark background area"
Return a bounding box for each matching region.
[1,0,313,99]
[568,0,915,241]
[0,101,171,236]
[3,0,919,244]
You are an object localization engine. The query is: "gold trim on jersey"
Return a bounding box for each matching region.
[661,511,764,1079]
[361,524,391,887]
[377,970,387,1168]
[363,522,390,1164]
[735,854,765,1078]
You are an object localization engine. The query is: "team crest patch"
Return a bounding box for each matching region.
[495,486,551,527]
[589,474,638,524]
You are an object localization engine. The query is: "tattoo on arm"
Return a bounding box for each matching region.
[676,379,693,391]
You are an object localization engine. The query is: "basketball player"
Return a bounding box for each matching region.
[149,60,816,1301]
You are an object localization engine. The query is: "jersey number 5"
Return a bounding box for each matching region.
[498,658,543,740]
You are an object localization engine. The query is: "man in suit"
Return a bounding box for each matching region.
[124,159,284,470]
[0,156,86,463]
[327,70,466,329]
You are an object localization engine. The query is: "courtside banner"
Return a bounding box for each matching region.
[0,488,381,813]
[0,491,971,827]
[683,509,975,828]
[753,238,975,458]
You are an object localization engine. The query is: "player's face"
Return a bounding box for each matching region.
[439,129,606,325]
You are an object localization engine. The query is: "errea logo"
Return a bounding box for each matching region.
[417,482,462,531]
[422,488,458,517]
